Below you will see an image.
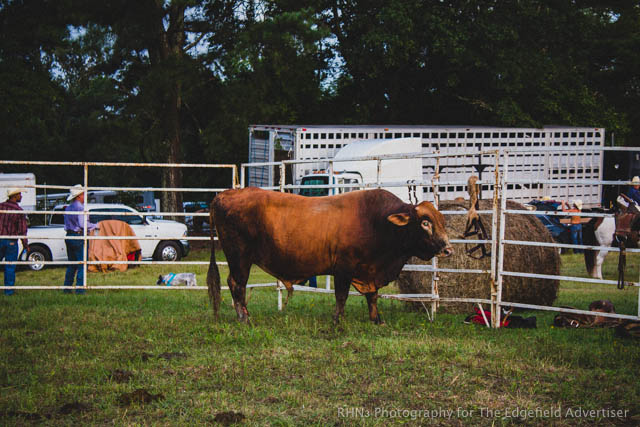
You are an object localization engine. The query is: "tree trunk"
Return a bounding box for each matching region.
[156,1,186,220]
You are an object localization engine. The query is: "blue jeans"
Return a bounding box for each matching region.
[570,224,583,254]
[64,233,86,294]
[0,239,18,295]
[303,276,317,288]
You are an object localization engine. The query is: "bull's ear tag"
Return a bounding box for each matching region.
[387,213,410,226]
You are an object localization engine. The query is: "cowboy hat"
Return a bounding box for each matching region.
[6,188,22,198]
[572,199,583,210]
[632,176,640,185]
[66,184,85,201]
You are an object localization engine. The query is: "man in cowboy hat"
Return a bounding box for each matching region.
[0,188,28,295]
[627,176,640,206]
[561,198,583,254]
[63,184,98,294]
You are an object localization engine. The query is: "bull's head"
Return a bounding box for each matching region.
[387,201,453,260]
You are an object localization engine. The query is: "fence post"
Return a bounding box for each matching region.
[495,152,509,328]
[232,165,239,189]
[279,162,285,193]
[489,151,499,327]
[82,163,89,292]
[430,155,441,321]
[328,160,334,196]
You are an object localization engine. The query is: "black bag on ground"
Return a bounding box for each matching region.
[615,321,640,338]
[553,300,620,328]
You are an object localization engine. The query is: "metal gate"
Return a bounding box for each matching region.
[2,150,638,329]
[0,160,237,291]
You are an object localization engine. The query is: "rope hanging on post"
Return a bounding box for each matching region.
[407,180,418,205]
[463,176,491,259]
[617,238,626,290]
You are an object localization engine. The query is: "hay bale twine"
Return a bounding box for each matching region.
[396,199,560,313]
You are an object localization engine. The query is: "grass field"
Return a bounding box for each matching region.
[1,247,639,426]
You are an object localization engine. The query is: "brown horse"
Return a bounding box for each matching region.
[583,198,640,284]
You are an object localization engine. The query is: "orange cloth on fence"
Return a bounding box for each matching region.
[88,220,141,273]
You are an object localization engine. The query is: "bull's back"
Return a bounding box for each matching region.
[213,188,398,278]
[214,187,362,244]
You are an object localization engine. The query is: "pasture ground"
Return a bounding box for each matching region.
[1,249,639,426]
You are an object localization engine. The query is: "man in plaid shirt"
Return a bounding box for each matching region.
[0,188,28,295]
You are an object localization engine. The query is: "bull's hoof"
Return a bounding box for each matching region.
[333,314,343,326]
[233,303,251,323]
[373,316,385,325]
[239,318,251,325]
[235,314,251,324]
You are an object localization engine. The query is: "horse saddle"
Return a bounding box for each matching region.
[614,211,640,246]
[613,205,640,289]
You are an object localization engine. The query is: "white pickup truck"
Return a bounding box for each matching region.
[23,203,190,271]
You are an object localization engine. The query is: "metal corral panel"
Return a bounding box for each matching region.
[248,125,604,205]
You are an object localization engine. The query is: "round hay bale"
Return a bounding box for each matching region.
[397,199,560,313]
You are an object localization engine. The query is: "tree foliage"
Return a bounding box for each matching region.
[0,0,638,194]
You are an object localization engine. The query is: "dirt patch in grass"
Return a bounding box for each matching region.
[140,351,188,361]
[109,369,134,383]
[58,401,91,414]
[2,410,47,421]
[214,411,245,425]
[157,351,188,360]
[118,389,164,406]
[2,401,90,421]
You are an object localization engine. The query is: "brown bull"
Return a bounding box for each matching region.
[207,187,453,324]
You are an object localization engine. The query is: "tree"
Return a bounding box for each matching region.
[319,0,630,139]
[0,0,69,169]
[77,0,239,213]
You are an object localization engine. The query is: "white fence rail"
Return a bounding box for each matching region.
[0,160,236,291]
[2,150,639,328]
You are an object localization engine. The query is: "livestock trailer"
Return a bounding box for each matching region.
[0,173,36,211]
[248,125,605,205]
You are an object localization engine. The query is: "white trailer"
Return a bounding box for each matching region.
[0,173,36,210]
[248,125,605,205]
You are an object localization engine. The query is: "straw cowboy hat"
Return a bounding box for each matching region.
[632,176,640,185]
[66,184,85,201]
[572,199,583,210]
[6,188,22,199]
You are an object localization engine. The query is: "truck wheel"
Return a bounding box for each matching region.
[155,241,181,262]
[28,245,51,271]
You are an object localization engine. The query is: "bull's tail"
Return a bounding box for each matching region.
[582,218,597,278]
[206,203,221,318]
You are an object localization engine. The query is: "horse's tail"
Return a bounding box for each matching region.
[206,200,221,318]
[582,218,598,278]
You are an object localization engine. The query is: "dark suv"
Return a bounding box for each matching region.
[526,200,571,245]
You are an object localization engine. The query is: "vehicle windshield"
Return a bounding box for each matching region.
[49,206,145,226]
[300,176,329,197]
[50,207,65,225]
[89,208,145,225]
